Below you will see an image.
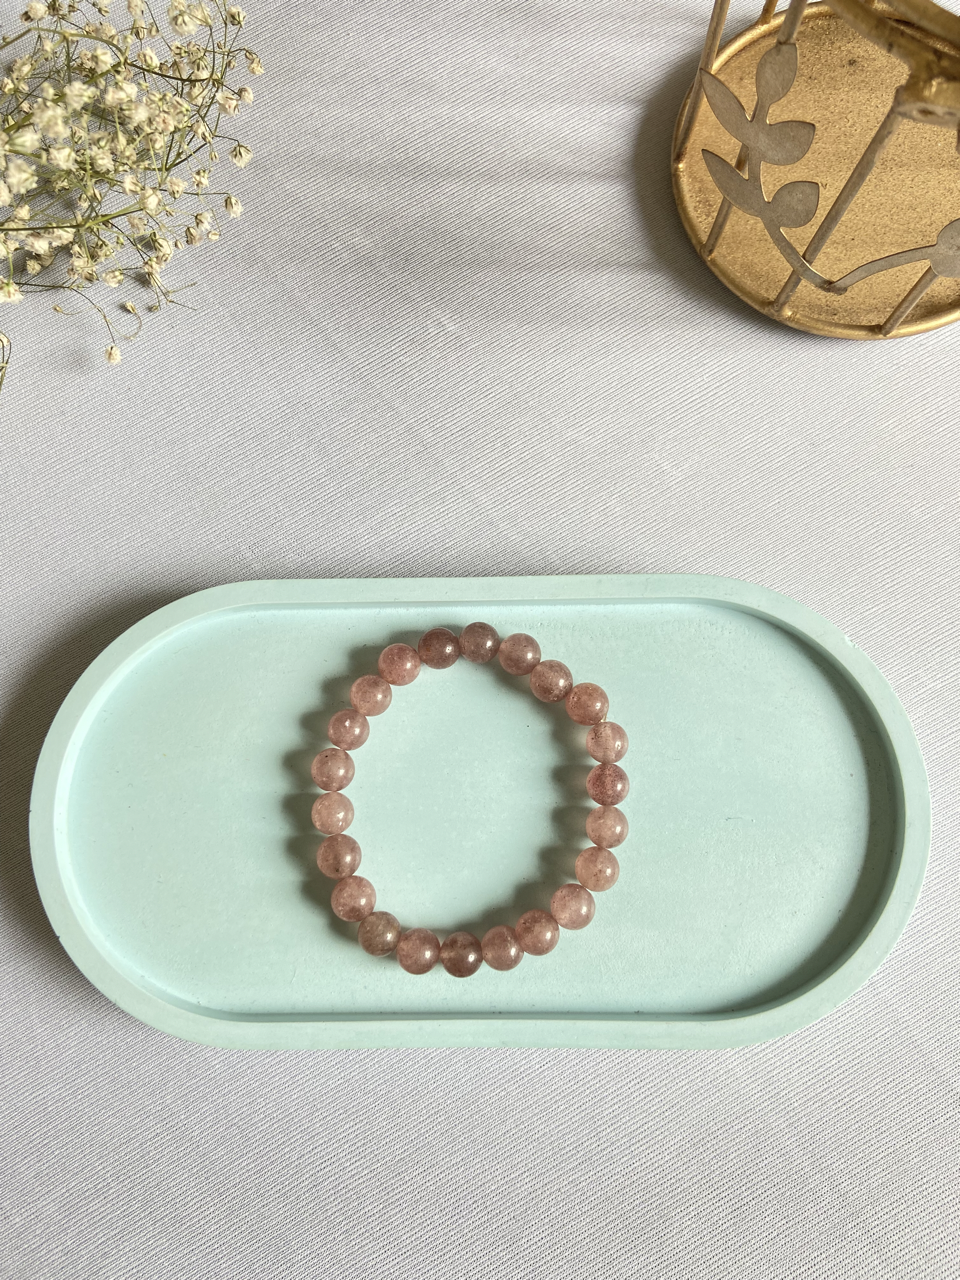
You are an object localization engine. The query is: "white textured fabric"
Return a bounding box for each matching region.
[1,1,958,1276]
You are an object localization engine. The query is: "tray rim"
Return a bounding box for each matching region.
[29,573,931,1051]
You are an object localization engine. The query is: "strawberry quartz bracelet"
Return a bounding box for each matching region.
[310,623,629,977]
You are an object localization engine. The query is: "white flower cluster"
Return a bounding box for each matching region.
[0,0,261,369]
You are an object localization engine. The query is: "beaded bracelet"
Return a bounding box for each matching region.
[310,623,629,977]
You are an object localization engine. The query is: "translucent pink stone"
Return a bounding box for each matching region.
[586,721,628,763]
[515,909,559,955]
[328,707,370,750]
[378,642,421,686]
[575,846,620,892]
[350,674,392,716]
[358,911,401,956]
[317,833,361,879]
[311,792,354,835]
[586,805,628,848]
[587,763,629,806]
[460,622,500,664]
[440,931,483,977]
[498,633,541,676]
[482,925,523,971]
[551,883,596,930]
[418,627,460,669]
[310,747,355,792]
[331,875,376,922]
[566,682,609,725]
[530,659,573,703]
[397,928,441,974]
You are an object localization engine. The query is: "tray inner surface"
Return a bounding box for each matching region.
[61,600,900,1020]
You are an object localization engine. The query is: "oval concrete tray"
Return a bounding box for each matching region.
[29,575,930,1049]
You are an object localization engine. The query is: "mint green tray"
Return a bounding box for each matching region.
[29,575,929,1050]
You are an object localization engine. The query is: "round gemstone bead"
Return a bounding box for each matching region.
[481,925,523,971]
[586,721,628,763]
[499,633,541,676]
[378,643,421,686]
[587,763,629,806]
[358,911,401,956]
[566,682,609,725]
[440,931,483,977]
[350,674,392,716]
[459,622,500,664]
[310,747,355,792]
[530,659,573,703]
[551,883,596,929]
[586,805,628,848]
[331,875,376,922]
[397,928,441,974]
[418,627,460,669]
[311,792,354,835]
[317,833,361,879]
[515,909,560,955]
[575,846,620,892]
[327,707,369,751]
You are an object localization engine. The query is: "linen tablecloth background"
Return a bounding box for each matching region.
[1,1,957,1275]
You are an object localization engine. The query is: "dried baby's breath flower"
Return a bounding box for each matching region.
[0,0,261,387]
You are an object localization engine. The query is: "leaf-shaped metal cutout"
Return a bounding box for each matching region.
[929,219,960,277]
[700,71,751,147]
[754,42,798,107]
[768,180,820,228]
[755,119,816,166]
[702,150,764,217]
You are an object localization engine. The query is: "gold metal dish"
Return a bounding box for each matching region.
[672,0,960,337]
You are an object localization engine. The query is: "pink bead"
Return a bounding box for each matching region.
[575,846,620,892]
[481,925,523,971]
[460,622,500,663]
[587,763,629,806]
[530,659,573,703]
[586,805,628,848]
[440,931,483,977]
[328,707,370,750]
[551,883,596,929]
[317,833,361,879]
[331,875,376,922]
[418,627,460,669]
[358,911,401,956]
[350,674,392,716]
[311,792,354,835]
[499,633,541,676]
[310,747,355,792]
[397,928,441,974]
[566,682,609,725]
[378,643,421,686]
[515,909,559,955]
[586,721,628,763]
